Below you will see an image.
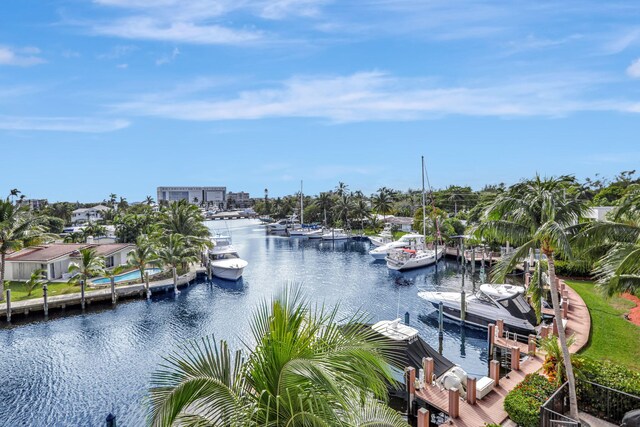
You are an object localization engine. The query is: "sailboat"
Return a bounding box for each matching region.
[289,181,322,238]
[386,156,444,271]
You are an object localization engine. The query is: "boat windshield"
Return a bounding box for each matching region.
[475,291,498,307]
[212,253,239,260]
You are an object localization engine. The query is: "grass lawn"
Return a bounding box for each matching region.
[565,280,640,370]
[4,281,84,302]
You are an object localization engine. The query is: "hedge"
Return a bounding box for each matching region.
[504,374,557,427]
[579,357,640,396]
[553,260,592,278]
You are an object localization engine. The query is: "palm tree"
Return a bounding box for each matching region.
[147,286,406,427]
[0,198,52,300]
[108,193,117,208]
[156,233,198,275]
[25,268,47,297]
[145,196,155,205]
[68,247,105,285]
[333,194,354,227]
[9,189,20,203]
[315,192,334,226]
[159,200,211,252]
[372,190,393,220]
[574,185,640,296]
[477,175,589,420]
[335,181,349,197]
[352,198,371,232]
[127,236,160,284]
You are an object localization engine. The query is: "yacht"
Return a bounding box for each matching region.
[385,247,445,271]
[418,288,537,335]
[321,228,350,240]
[479,283,525,299]
[289,226,323,238]
[369,227,394,247]
[369,233,425,260]
[207,235,248,281]
[267,217,299,232]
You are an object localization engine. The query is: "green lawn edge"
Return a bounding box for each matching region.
[565,280,640,370]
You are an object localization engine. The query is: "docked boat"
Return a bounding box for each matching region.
[369,233,425,260]
[418,288,537,335]
[479,283,525,299]
[267,217,299,232]
[321,228,350,240]
[369,227,394,247]
[385,247,444,271]
[208,235,248,281]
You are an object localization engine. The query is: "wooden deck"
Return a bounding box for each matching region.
[414,279,591,427]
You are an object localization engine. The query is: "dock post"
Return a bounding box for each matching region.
[487,323,495,356]
[145,272,151,299]
[552,318,558,336]
[438,301,444,335]
[5,289,11,322]
[417,408,430,427]
[471,246,475,274]
[81,280,86,310]
[404,311,410,325]
[423,357,434,385]
[540,325,549,339]
[111,277,116,305]
[460,290,466,322]
[490,360,500,387]
[406,367,416,415]
[466,377,477,405]
[562,299,568,319]
[525,272,530,288]
[528,334,536,355]
[496,319,504,338]
[172,267,178,294]
[207,260,212,281]
[43,284,49,317]
[510,346,520,371]
[448,389,460,418]
[106,413,116,427]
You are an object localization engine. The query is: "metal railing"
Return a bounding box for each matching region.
[540,382,579,427]
[577,380,640,425]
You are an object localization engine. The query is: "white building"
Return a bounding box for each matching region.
[227,191,251,208]
[4,243,135,281]
[157,186,226,208]
[71,205,110,225]
[585,206,615,221]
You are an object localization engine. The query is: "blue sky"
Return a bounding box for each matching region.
[1,0,640,202]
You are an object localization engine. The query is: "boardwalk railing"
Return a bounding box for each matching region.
[540,382,579,427]
[541,380,640,427]
[577,380,640,425]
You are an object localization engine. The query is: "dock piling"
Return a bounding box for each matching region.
[448,389,460,418]
[496,319,504,338]
[404,311,410,325]
[471,246,475,274]
[417,408,429,427]
[110,277,116,305]
[528,334,536,355]
[145,272,151,299]
[81,280,86,310]
[106,413,116,427]
[487,323,495,355]
[466,377,477,405]
[438,301,444,335]
[6,289,11,322]
[43,284,49,317]
[172,267,178,294]
[406,367,416,415]
[510,346,520,371]
[423,357,434,385]
[460,289,466,322]
[489,360,500,387]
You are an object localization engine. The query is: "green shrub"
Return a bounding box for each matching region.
[579,357,640,396]
[553,260,592,278]
[504,374,557,427]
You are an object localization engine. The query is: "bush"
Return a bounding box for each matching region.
[579,357,640,396]
[553,260,592,278]
[504,374,557,427]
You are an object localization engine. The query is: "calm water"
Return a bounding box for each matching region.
[0,220,492,426]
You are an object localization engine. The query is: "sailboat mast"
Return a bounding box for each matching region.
[300,180,304,225]
[421,156,426,238]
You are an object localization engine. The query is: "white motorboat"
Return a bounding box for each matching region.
[267,218,299,231]
[208,235,248,281]
[418,288,537,335]
[386,247,444,271]
[479,283,525,299]
[321,228,350,240]
[369,228,394,247]
[369,233,425,260]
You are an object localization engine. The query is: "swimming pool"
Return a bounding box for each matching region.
[91,268,162,285]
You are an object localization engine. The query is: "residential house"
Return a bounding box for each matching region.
[4,243,135,281]
[71,205,110,225]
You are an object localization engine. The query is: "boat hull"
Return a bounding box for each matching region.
[210,259,248,281]
[386,249,444,271]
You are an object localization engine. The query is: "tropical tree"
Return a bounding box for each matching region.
[68,247,105,285]
[352,198,371,231]
[315,192,334,226]
[145,195,155,205]
[371,189,394,220]
[477,175,589,420]
[147,286,406,427]
[574,184,640,296]
[25,268,47,297]
[82,223,108,240]
[539,334,579,386]
[335,181,349,197]
[156,233,199,274]
[159,200,211,252]
[333,195,354,227]
[64,231,85,243]
[0,199,52,300]
[127,236,160,284]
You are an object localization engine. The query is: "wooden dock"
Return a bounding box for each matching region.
[413,279,591,427]
[0,269,201,319]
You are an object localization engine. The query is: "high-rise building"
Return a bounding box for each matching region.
[157,186,226,208]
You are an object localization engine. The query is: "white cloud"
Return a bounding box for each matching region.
[626,58,640,78]
[0,116,130,132]
[114,71,636,123]
[0,46,45,66]
[97,45,137,59]
[156,47,180,65]
[116,63,128,69]
[603,28,640,54]
[93,17,262,45]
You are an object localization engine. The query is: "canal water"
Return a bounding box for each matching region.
[0,220,492,426]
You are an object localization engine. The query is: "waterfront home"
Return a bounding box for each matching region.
[71,204,110,225]
[4,243,135,281]
[385,216,414,232]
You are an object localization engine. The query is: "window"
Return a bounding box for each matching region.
[105,256,114,268]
